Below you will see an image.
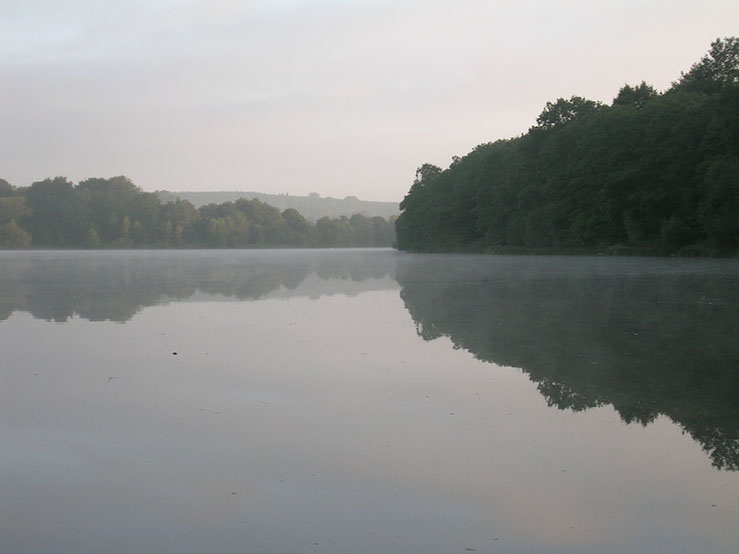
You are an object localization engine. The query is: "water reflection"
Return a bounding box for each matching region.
[0,249,398,323]
[2,250,738,552]
[396,254,739,470]
[2,250,737,471]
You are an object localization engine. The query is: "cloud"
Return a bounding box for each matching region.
[1,0,738,199]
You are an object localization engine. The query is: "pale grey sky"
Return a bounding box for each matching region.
[1,0,737,201]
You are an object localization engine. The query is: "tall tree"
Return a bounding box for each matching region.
[673,37,739,94]
[0,178,14,197]
[25,177,81,246]
[613,82,658,109]
[535,96,603,128]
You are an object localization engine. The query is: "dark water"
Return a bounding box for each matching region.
[1,249,737,553]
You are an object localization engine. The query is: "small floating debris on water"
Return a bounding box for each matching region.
[172,352,178,355]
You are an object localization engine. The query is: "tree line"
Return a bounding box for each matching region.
[0,176,396,249]
[396,38,739,256]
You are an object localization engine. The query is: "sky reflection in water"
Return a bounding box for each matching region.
[1,249,737,554]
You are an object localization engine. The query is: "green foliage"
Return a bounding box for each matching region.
[0,196,30,224]
[396,38,739,257]
[700,158,739,253]
[1,220,32,248]
[535,96,604,129]
[0,176,396,249]
[613,82,657,109]
[673,37,739,94]
[24,177,81,246]
[0,178,14,197]
[83,227,101,249]
[281,208,311,246]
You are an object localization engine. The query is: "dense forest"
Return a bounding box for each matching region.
[396,38,739,256]
[156,190,399,220]
[0,176,395,249]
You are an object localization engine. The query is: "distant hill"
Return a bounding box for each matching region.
[156,190,399,221]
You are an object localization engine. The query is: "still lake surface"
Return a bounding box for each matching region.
[1,249,737,554]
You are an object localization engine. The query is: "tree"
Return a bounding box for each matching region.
[0,196,30,224]
[0,178,14,197]
[83,227,101,248]
[2,173,394,249]
[315,216,353,247]
[76,176,156,245]
[396,38,739,256]
[396,164,444,251]
[700,158,739,253]
[158,199,198,246]
[613,82,658,109]
[535,96,603,128]
[1,220,32,247]
[281,208,311,246]
[673,37,739,94]
[412,163,442,188]
[371,215,395,246]
[233,198,285,245]
[399,164,442,213]
[24,177,81,245]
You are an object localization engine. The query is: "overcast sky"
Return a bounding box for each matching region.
[1,1,737,201]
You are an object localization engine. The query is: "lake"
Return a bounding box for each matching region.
[1,249,737,553]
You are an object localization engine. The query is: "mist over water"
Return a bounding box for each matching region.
[1,249,737,553]
[0,249,398,322]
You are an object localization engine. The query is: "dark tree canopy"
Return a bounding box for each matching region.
[674,37,739,94]
[535,96,603,128]
[396,38,739,257]
[0,178,14,197]
[613,82,658,109]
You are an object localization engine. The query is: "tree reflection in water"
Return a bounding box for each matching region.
[0,249,398,323]
[1,250,737,470]
[397,254,739,470]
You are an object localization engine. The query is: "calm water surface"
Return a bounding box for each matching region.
[1,249,737,553]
